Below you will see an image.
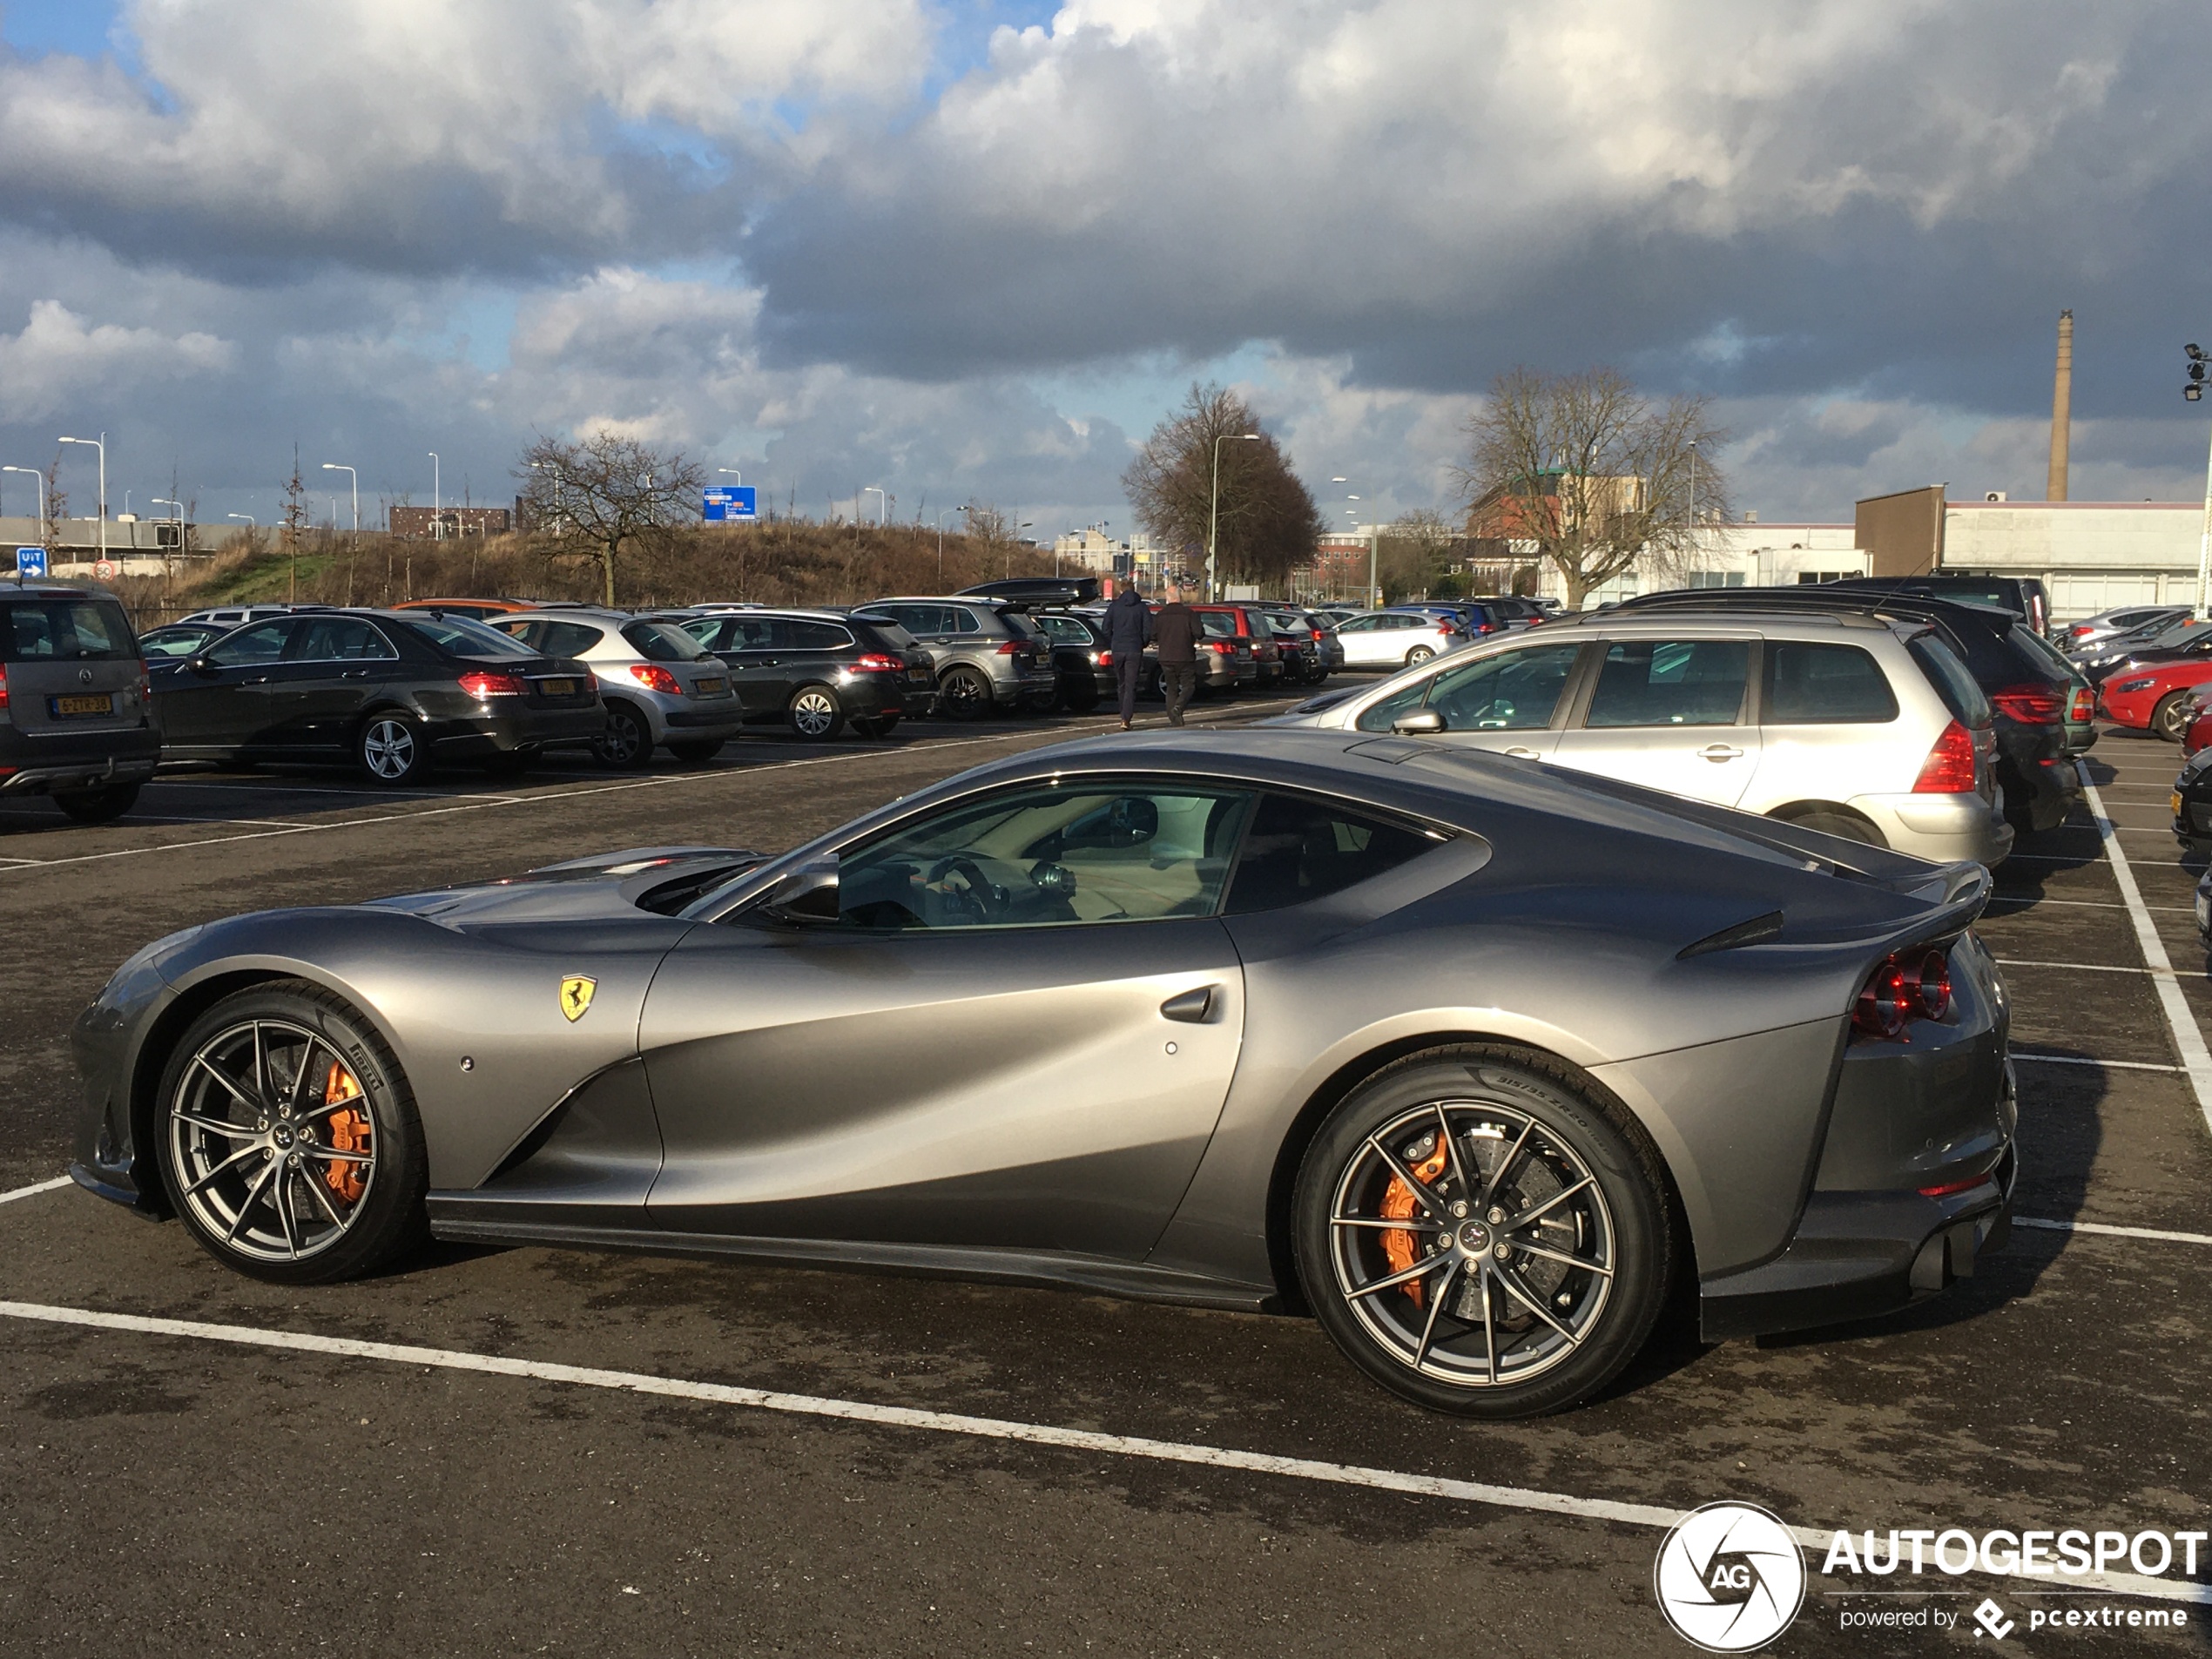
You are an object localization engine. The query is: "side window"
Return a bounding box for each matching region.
[1224,794,1440,914]
[206,621,295,666]
[1762,642,1898,725]
[722,616,778,650]
[831,784,1255,930]
[888,604,941,635]
[1339,616,1376,633]
[1583,640,1750,728]
[1356,644,1583,732]
[785,620,853,651]
[540,622,604,658]
[948,608,982,634]
[293,618,397,661]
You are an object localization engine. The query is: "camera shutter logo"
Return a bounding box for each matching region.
[1653,1502,1805,1651]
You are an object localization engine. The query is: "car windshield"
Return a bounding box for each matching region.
[622,620,714,661]
[398,615,536,658]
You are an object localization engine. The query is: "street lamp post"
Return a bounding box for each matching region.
[2,466,46,550]
[321,463,359,532]
[2188,347,2212,617]
[937,507,965,583]
[861,486,887,526]
[152,496,182,590]
[58,434,105,569]
[1206,433,1262,602]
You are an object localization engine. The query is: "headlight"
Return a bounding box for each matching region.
[2114,677,2155,694]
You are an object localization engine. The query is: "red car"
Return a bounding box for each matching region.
[2097,658,2212,739]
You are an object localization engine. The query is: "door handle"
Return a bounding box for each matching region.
[1160,986,1217,1023]
[1504,745,1541,759]
[341,670,370,678]
[240,675,271,685]
[1698,745,1744,762]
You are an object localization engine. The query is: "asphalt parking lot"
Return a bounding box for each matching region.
[2,700,2209,1656]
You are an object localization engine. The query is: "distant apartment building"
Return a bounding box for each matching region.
[391,505,510,539]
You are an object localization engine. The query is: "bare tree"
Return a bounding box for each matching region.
[517,431,704,607]
[1456,368,1728,610]
[1123,383,1321,592]
[280,448,311,604]
[41,453,68,558]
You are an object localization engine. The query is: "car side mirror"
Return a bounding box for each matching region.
[754,858,840,925]
[187,656,219,676]
[1391,710,1446,735]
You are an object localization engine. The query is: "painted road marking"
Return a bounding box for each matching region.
[0,1298,2200,1605]
[0,1174,72,1206]
[2014,1217,2212,1247]
[2078,761,2212,1137]
[1985,897,2195,914]
[1994,959,2155,975]
[2012,1051,2183,1072]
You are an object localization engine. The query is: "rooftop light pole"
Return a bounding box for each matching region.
[937,506,966,583]
[58,434,105,568]
[1207,433,1262,602]
[2188,346,2212,617]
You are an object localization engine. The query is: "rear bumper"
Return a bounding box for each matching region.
[0,734,160,796]
[428,705,606,757]
[1850,791,2015,867]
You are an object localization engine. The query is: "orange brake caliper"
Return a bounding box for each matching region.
[1380,1131,1452,1309]
[321,1061,370,1205]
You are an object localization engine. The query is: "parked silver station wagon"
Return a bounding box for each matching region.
[1274,609,2013,867]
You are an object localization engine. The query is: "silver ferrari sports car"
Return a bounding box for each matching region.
[71,729,2015,1416]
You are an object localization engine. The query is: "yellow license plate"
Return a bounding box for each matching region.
[696,677,727,694]
[53,694,112,717]
[538,678,577,696]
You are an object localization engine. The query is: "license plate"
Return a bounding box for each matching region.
[696,677,728,695]
[537,678,577,697]
[51,694,113,717]
[907,670,932,683]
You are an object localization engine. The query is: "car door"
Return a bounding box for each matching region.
[1549,636,1763,807]
[1349,640,1589,759]
[1746,637,1911,813]
[709,613,789,714]
[151,618,298,755]
[266,616,405,751]
[638,779,1253,1259]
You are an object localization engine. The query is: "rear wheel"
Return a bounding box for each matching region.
[1295,1047,1671,1418]
[153,981,428,1285]
[2154,691,2193,741]
[939,666,993,721]
[53,781,142,823]
[786,685,845,739]
[356,713,428,785]
[666,738,725,765]
[853,714,902,739]
[592,700,654,769]
[1406,644,1437,666]
[1780,807,1886,847]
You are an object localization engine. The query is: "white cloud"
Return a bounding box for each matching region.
[0,298,233,421]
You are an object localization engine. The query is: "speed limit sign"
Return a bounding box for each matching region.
[93,558,117,580]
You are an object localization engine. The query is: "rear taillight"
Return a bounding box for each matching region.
[458,670,527,698]
[1990,683,2064,723]
[0,662,10,712]
[1912,719,1979,793]
[850,653,902,672]
[1852,948,1952,1041]
[1207,639,1235,655]
[629,664,680,694]
[2068,686,2093,723]
[1474,622,1495,634]
[1917,1172,1992,1198]
[1097,649,1114,666]
[995,640,1028,656]
[1310,628,1325,641]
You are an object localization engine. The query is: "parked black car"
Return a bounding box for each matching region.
[1259,607,1336,685]
[1617,588,2082,832]
[673,609,934,738]
[151,609,604,783]
[1024,609,1114,711]
[0,584,159,823]
[1824,574,2052,637]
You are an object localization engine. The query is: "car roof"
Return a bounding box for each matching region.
[1533,608,1916,641]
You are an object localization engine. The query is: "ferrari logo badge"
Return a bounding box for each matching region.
[559,975,597,1022]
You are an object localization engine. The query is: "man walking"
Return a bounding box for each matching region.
[1103,577,1154,729]
[1153,579,1199,727]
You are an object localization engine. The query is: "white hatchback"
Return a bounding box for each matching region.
[1331,610,1463,670]
[1272,610,2013,866]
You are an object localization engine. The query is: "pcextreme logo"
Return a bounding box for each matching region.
[1654,1502,1808,1652]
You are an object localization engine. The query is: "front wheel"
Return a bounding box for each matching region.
[153,981,429,1284]
[357,713,428,785]
[54,781,143,823]
[1405,644,1436,666]
[852,714,901,739]
[1294,1047,1672,1417]
[2154,691,2193,742]
[786,685,845,739]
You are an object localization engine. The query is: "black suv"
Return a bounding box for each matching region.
[1824,575,2051,638]
[0,585,158,823]
[674,609,934,738]
[1617,588,2082,832]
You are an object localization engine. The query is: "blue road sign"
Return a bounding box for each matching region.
[702,485,757,523]
[14,547,45,579]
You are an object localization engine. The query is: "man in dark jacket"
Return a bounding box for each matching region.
[1103,581,1153,728]
[1152,581,1200,726]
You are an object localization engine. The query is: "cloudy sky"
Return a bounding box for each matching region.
[1,0,2208,539]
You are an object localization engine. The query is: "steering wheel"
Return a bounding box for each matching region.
[926,854,1008,922]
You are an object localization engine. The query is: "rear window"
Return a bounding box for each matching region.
[994,608,1040,639]
[403,615,536,658]
[622,620,712,661]
[1908,634,1994,726]
[781,619,853,651]
[855,617,920,651]
[1198,611,1238,637]
[2005,624,2071,685]
[1761,642,1898,725]
[3,599,138,663]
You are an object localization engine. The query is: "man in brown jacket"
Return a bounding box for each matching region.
[1152,580,1200,726]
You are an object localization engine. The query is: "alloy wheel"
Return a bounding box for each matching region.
[940,668,990,719]
[166,1017,379,1265]
[1326,1098,1616,1388]
[361,718,418,781]
[789,687,841,738]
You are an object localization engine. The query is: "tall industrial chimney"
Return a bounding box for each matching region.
[2047,309,2074,502]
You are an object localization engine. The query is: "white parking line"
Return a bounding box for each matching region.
[0,1174,72,1205]
[0,1298,2199,1605]
[1995,959,2155,975]
[2012,1051,2183,1073]
[2077,762,2212,1137]
[2015,1217,2212,1247]
[1985,896,2195,914]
